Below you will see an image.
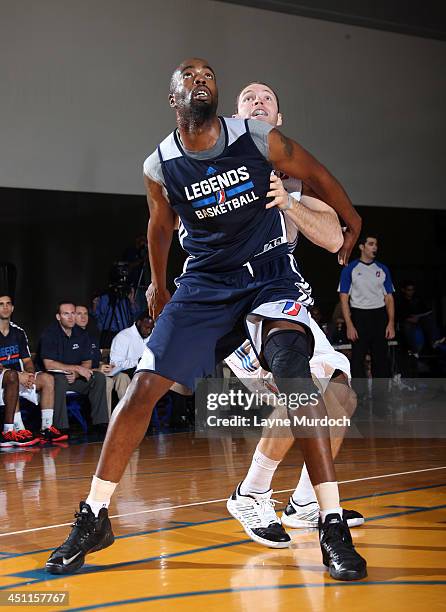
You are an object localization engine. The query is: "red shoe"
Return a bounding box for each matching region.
[13,430,41,447]
[39,426,69,443]
[0,431,16,448]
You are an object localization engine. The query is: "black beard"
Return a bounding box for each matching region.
[178,97,218,131]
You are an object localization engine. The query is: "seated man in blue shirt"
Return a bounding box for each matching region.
[75,304,130,418]
[39,302,109,433]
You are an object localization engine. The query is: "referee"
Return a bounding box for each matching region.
[339,234,395,394]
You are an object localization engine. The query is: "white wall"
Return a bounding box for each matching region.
[1,0,445,208]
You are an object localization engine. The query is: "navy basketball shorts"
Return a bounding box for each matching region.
[136,253,314,390]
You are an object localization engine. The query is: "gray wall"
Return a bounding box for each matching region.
[1,0,445,208]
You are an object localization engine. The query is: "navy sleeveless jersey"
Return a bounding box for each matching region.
[157,117,289,273]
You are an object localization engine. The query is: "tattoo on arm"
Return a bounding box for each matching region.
[279,132,293,158]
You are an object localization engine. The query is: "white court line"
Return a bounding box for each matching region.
[274,465,446,493]
[0,465,445,538]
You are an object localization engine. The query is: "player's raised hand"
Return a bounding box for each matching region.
[146,283,171,320]
[265,172,291,210]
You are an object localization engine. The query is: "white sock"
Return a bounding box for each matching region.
[292,464,317,505]
[239,447,280,495]
[3,423,14,433]
[86,475,117,516]
[314,481,343,521]
[320,507,343,522]
[41,409,54,429]
[13,412,25,431]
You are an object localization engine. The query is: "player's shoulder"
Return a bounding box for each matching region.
[221,116,245,129]
[143,124,180,176]
[220,116,273,137]
[143,144,171,185]
[219,116,251,147]
[246,117,274,137]
[143,149,161,177]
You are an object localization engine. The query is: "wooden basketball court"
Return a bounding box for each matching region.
[0,436,444,610]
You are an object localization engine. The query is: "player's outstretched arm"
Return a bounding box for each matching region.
[144,175,176,319]
[267,174,343,253]
[268,128,361,264]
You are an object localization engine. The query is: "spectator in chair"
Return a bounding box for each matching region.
[110,311,154,378]
[75,305,130,417]
[38,301,109,433]
[396,280,444,354]
[0,294,62,447]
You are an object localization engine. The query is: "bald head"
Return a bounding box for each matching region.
[170,57,215,94]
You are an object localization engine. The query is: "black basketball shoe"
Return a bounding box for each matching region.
[319,513,367,581]
[45,502,114,574]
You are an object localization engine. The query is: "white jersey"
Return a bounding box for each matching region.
[281,174,302,251]
[225,315,351,396]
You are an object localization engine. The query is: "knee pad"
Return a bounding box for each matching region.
[263,329,311,380]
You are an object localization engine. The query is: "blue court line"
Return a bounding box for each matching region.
[340,482,445,502]
[386,505,429,510]
[364,504,446,522]
[2,500,446,589]
[0,517,234,560]
[64,581,446,611]
[0,482,444,561]
[1,538,252,589]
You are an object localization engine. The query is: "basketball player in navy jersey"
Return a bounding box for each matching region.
[225,82,364,542]
[46,58,366,581]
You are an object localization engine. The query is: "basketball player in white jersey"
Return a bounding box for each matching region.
[225,82,364,548]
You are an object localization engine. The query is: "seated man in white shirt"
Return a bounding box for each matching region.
[109,311,154,378]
